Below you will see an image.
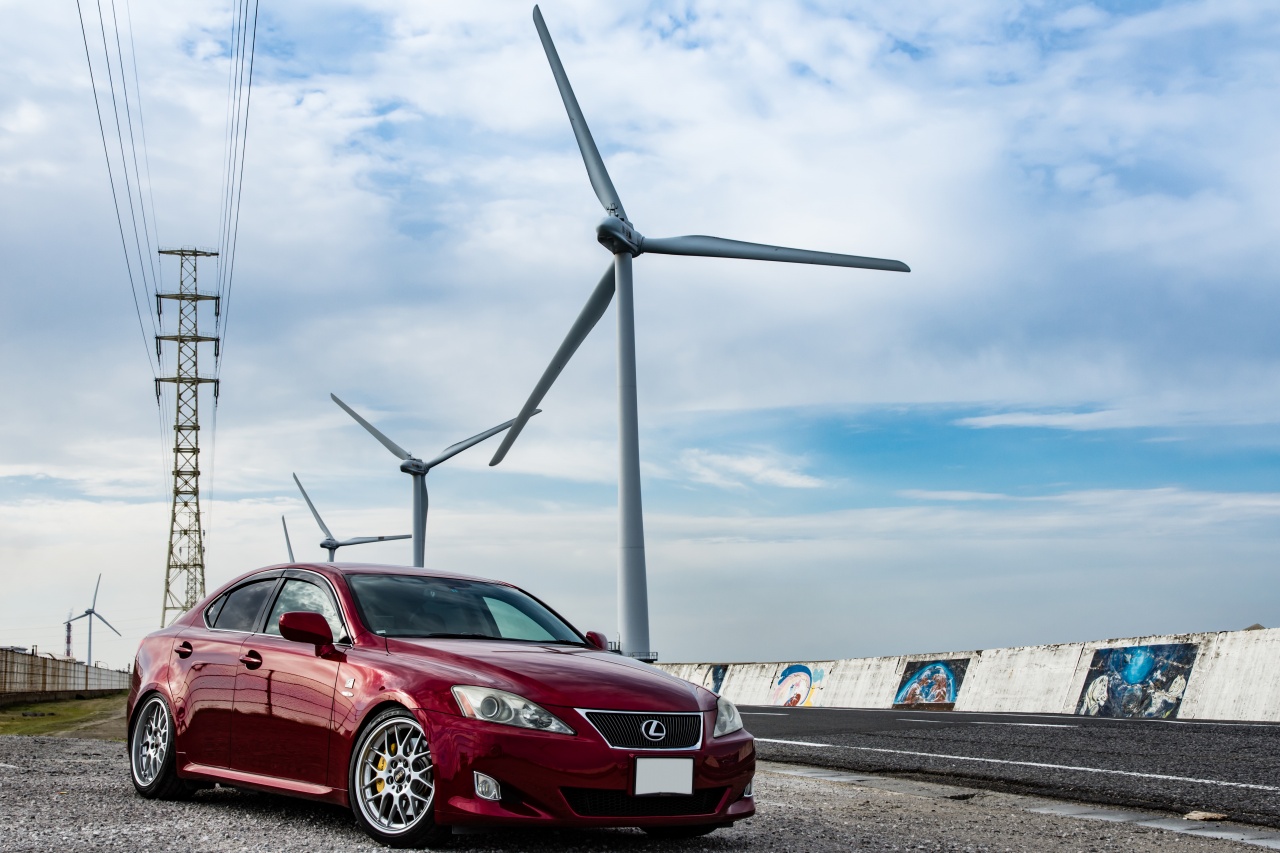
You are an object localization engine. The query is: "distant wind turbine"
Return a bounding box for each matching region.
[489,6,911,660]
[292,473,411,561]
[68,574,120,668]
[330,393,538,567]
[282,515,295,562]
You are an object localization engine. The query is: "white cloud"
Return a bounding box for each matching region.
[679,448,824,490]
[956,410,1134,430]
[3,1,1280,665]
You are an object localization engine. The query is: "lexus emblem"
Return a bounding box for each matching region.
[641,719,667,741]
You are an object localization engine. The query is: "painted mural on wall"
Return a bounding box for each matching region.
[892,659,970,710]
[1075,643,1197,719]
[769,664,827,707]
[700,664,728,696]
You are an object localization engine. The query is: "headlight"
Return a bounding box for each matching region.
[713,696,743,737]
[451,685,575,735]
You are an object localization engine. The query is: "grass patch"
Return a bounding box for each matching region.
[0,693,128,739]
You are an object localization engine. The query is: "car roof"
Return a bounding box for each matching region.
[269,562,510,587]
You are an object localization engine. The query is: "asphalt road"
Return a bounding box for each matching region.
[743,706,1280,828]
[1,736,1269,852]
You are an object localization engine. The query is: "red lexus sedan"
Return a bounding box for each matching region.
[126,563,755,847]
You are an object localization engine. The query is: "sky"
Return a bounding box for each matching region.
[2,0,1279,670]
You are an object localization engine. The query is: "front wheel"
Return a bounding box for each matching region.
[349,707,449,848]
[129,694,193,800]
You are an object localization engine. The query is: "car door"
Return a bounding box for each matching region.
[169,574,280,769]
[229,573,345,785]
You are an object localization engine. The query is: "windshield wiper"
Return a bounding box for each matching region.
[423,632,498,640]
[420,632,588,646]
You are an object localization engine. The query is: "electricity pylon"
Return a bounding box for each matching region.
[155,247,220,626]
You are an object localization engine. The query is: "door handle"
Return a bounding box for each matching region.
[175,641,193,659]
[239,650,263,670]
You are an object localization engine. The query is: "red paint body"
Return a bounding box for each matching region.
[128,563,755,829]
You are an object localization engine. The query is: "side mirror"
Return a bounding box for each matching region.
[279,611,335,656]
[584,630,609,651]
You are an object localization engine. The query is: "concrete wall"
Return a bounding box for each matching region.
[657,626,1280,723]
[0,648,131,695]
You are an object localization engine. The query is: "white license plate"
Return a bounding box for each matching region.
[634,757,693,796]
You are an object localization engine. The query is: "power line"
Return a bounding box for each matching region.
[74,0,156,378]
[215,0,247,307]
[107,0,161,297]
[93,0,161,346]
[216,0,261,378]
[121,0,163,290]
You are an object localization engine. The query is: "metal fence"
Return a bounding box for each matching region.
[0,647,131,694]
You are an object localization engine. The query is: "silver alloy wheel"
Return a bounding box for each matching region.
[131,696,169,787]
[355,716,436,834]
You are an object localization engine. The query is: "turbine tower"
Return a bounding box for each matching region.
[68,574,120,671]
[490,6,911,660]
[331,394,537,567]
[292,474,411,562]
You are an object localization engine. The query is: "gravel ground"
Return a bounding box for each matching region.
[0,736,1265,852]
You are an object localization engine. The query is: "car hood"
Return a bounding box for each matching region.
[384,637,711,712]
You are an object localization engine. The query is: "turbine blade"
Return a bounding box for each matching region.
[425,410,543,469]
[331,393,413,461]
[641,235,911,273]
[92,573,102,609]
[532,5,627,219]
[293,473,335,541]
[67,612,91,624]
[339,535,413,546]
[93,612,122,636]
[490,263,616,466]
[282,516,295,562]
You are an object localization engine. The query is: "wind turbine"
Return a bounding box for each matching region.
[330,394,538,568]
[68,574,120,667]
[282,515,295,562]
[489,6,912,660]
[293,473,411,561]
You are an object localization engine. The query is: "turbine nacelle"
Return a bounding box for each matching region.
[596,217,643,257]
[399,457,429,476]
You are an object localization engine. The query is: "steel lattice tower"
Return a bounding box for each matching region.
[155,248,220,627]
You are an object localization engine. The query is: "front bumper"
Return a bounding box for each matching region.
[419,706,755,828]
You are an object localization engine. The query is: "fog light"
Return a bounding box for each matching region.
[742,780,754,799]
[474,772,502,801]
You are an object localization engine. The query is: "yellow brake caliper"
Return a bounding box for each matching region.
[376,753,387,793]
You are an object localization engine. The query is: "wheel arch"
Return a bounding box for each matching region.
[127,687,170,742]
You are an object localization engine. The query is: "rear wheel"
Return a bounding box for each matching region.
[129,694,193,800]
[349,707,449,848]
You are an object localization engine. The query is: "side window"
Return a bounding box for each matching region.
[484,597,556,641]
[204,594,228,628]
[212,579,277,632]
[264,579,345,641]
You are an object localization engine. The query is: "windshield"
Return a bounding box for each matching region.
[346,573,585,644]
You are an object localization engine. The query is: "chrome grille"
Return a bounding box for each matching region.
[582,711,702,750]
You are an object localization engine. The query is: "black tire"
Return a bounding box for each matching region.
[129,693,194,800]
[642,824,724,839]
[349,706,450,848]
